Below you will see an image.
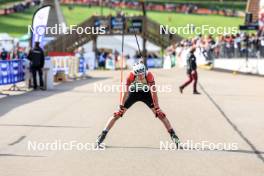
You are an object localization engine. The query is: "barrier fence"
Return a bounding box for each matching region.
[0,57,86,88]
[51,56,86,78]
[0,59,25,86]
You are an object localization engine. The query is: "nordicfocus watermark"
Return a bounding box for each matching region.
[28,24,106,35]
[27,140,105,151]
[160,140,239,151]
[93,83,172,93]
[160,24,239,35]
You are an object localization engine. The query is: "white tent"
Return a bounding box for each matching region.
[83,35,161,57]
[0,33,15,52]
[0,33,13,41]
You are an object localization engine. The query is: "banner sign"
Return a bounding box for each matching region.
[93,16,143,35]
[0,60,25,85]
[239,25,259,31]
[111,17,125,34]
[147,58,163,68]
[127,19,142,33]
[31,5,51,48]
[94,19,110,34]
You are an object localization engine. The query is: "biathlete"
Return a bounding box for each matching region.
[96,61,180,147]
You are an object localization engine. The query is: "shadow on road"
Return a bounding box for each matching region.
[0,124,90,129]
[0,77,109,118]
[107,145,264,155]
[199,82,264,163]
[0,153,45,157]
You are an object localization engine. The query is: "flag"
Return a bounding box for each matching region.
[31,5,51,48]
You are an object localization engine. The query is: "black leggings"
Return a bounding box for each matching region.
[124,91,154,109]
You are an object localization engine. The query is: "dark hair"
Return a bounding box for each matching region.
[35,41,40,47]
[190,47,196,53]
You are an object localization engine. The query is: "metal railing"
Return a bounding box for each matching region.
[206,43,264,60]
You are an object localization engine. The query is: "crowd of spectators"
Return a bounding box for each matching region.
[61,0,241,17]
[0,0,41,16]
[0,47,28,60]
[167,32,264,61]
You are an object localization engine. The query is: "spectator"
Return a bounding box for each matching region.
[224,35,233,58]
[259,35,264,57]
[27,42,45,90]
[98,52,106,69]
[0,48,8,60]
[167,31,264,62]
[234,33,241,57]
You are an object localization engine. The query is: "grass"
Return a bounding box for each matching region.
[62,5,244,38]
[144,0,247,10]
[0,7,36,37]
[0,5,244,38]
[105,0,247,11]
[144,0,246,2]
[148,11,243,38]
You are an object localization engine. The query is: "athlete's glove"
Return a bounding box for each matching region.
[155,107,166,119]
[113,105,125,118]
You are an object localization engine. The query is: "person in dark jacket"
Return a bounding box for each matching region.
[1,48,8,60]
[27,42,45,90]
[179,47,200,94]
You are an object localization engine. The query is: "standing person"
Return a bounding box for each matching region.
[98,52,106,69]
[179,47,200,94]
[96,61,180,147]
[1,48,8,60]
[27,42,45,90]
[259,35,264,57]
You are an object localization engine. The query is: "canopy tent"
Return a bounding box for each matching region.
[0,33,13,41]
[18,33,30,48]
[19,34,30,42]
[0,33,14,51]
[83,35,161,57]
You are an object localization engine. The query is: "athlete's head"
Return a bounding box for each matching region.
[133,60,146,80]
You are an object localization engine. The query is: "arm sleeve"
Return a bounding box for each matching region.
[126,72,135,86]
[146,72,155,86]
[147,71,159,108]
[125,72,135,92]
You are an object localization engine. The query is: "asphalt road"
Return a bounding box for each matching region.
[0,68,263,176]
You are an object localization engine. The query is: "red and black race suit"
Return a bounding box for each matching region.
[123,71,155,109]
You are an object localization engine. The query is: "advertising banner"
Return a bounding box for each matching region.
[0,60,25,85]
[31,6,51,48]
[127,19,142,34]
[111,17,124,34]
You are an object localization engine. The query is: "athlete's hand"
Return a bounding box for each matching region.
[113,105,126,118]
[155,107,166,118]
[119,105,125,110]
[154,105,160,110]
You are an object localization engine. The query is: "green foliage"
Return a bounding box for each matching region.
[0,5,243,38]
